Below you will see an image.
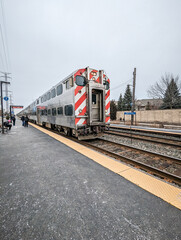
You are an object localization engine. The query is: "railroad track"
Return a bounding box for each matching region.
[81,139,181,186]
[105,130,181,148]
[109,125,181,139]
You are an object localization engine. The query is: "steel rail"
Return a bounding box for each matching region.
[109,126,181,138]
[81,140,181,186]
[96,138,181,165]
[105,130,181,148]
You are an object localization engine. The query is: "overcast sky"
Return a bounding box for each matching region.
[0,0,181,111]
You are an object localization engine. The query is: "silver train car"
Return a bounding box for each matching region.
[18,67,110,140]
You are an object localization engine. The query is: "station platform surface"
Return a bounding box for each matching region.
[0,120,181,240]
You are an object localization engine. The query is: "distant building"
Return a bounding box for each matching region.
[135,99,163,111]
[115,98,163,111]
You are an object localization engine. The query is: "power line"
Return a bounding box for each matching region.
[0,0,11,71]
[0,22,8,71]
[111,78,132,91]
[0,46,5,69]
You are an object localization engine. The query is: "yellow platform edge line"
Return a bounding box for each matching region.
[30,123,181,210]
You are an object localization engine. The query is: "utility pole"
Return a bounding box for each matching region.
[0,80,10,133]
[0,71,11,113]
[131,68,136,125]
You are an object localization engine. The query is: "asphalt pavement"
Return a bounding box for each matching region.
[0,120,181,240]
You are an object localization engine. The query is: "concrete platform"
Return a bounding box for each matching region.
[0,120,181,240]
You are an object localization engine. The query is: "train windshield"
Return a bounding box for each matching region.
[76,75,87,86]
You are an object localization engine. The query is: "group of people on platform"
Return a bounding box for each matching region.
[20,115,29,127]
[3,115,29,130]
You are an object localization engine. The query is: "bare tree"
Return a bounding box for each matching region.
[147,73,180,99]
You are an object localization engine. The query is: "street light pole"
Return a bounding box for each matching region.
[131,68,136,125]
[0,72,11,113]
[0,80,10,134]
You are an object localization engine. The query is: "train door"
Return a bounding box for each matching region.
[37,109,40,124]
[91,89,103,122]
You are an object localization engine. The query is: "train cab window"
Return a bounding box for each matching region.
[57,84,63,95]
[57,107,63,115]
[104,81,110,90]
[64,104,73,116]
[41,97,43,103]
[76,75,87,86]
[92,94,96,104]
[51,88,56,98]
[48,109,51,115]
[47,92,51,100]
[37,99,39,104]
[52,108,56,116]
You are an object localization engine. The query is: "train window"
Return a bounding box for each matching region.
[57,84,63,95]
[47,92,51,100]
[52,108,56,116]
[104,81,110,90]
[57,107,63,115]
[65,77,73,90]
[44,109,47,115]
[43,95,47,102]
[76,75,87,86]
[41,97,43,103]
[92,94,96,104]
[64,104,73,116]
[51,88,56,98]
[37,99,39,104]
[48,109,51,115]
[41,110,44,115]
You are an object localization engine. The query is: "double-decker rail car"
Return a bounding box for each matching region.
[18,67,110,140]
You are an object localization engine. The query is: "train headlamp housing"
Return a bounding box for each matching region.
[79,109,82,113]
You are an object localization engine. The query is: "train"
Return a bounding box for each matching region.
[18,67,110,140]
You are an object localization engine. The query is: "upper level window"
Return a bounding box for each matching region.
[43,95,47,102]
[37,99,39,104]
[65,104,73,116]
[47,92,51,100]
[57,107,63,115]
[65,77,73,89]
[76,75,87,86]
[51,88,56,98]
[41,97,43,103]
[57,84,63,95]
[52,108,56,116]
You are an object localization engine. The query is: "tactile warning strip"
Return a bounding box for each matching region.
[30,123,181,210]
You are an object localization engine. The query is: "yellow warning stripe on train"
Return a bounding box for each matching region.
[30,123,181,210]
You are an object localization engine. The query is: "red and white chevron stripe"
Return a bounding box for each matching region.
[74,69,87,126]
[105,76,110,124]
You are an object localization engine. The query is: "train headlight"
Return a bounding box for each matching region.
[105,110,108,113]
[79,109,82,113]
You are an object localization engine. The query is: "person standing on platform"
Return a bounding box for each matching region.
[24,115,29,127]
[11,115,16,126]
[21,115,25,126]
